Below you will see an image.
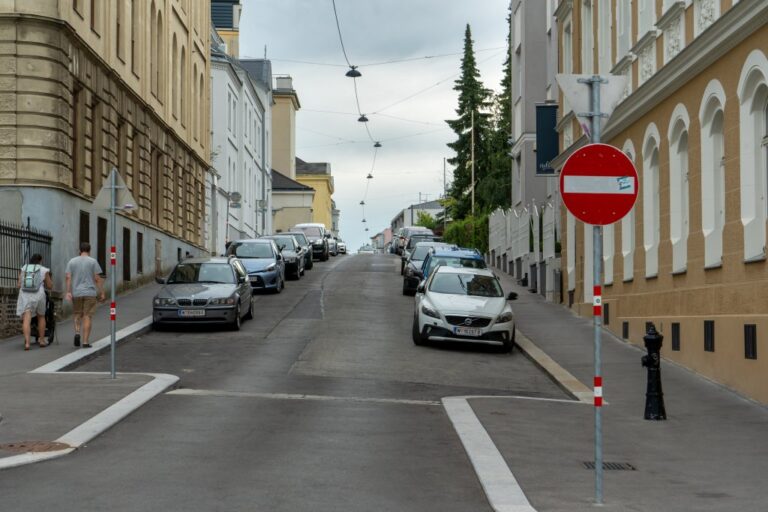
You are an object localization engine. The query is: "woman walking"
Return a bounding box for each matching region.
[17,253,53,350]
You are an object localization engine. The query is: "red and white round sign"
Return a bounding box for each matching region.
[560,143,638,226]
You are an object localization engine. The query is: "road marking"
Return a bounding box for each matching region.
[443,397,537,512]
[167,388,440,406]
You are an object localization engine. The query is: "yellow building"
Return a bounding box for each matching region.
[0,0,211,288]
[554,0,768,402]
[296,158,335,230]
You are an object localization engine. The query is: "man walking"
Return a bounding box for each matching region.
[65,242,105,348]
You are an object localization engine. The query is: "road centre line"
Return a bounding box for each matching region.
[167,388,441,406]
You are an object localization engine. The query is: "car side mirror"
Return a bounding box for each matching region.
[155,275,166,285]
[238,275,247,284]
[417,282,425,293]
[507,292,518,301]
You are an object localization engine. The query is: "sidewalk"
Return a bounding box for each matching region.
[0,283,177,469]
[475,269,768,511]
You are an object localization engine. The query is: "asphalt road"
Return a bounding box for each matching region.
[0,253,566,512]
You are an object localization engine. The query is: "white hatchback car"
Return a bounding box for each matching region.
[412,266,517,351]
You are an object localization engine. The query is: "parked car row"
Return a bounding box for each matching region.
[152,223,342,330]
[397,242,518,352]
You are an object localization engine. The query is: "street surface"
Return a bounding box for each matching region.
[0,254,565,511]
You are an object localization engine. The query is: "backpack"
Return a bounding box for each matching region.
[21,264,43,292]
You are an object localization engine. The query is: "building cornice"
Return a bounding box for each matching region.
[604,0,767,142]
[656,1,686,29]
[630,28,660,56]
[555,110,575,133]
[554,0,573,21]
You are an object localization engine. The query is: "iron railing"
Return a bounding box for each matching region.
[0,219,52,288]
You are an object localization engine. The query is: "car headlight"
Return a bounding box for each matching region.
[266,263,276,271]
[497,311,514,323]
[153,298,176,306]
[421,304,440,319]
[210,297,236,305]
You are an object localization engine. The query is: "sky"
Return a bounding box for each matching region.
[239,0,510,252]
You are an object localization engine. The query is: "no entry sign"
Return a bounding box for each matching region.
[560,143,638,225]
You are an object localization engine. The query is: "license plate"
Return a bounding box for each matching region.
[454,326,482,337]
[178,309,205,317]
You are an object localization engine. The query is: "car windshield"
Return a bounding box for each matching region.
[429,273,503,297]
[229,242,274,258]
[411,246,432,261]
[167,263,234,284]
[428,255,486,274]
[271,236,296,250]
[296,226,322,237]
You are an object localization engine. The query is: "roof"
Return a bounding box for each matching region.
[271,169,314,191]
[296,157,331,175]
[239,59,273,91]
[410,199,443,209]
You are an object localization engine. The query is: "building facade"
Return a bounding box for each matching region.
[390,200,444,233]
[271,170,315,232]
[296,158,335,230]
[0,0,211,292]
[554,0,768,403]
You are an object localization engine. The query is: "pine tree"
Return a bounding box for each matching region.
[446,24,492,220]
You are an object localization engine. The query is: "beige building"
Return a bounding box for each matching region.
[554,0,768,402]
[0,0,210,290]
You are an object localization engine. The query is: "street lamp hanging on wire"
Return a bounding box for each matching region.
[345,65,361,78]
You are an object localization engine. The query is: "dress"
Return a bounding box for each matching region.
[16,266,49,317]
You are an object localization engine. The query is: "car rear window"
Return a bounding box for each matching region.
[295,226,322,237]
[167,263,235,284]
[411,246,431,260]
[271,236,296,250]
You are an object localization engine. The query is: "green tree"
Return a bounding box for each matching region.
[446,24,493,220]
[416,211,437,231]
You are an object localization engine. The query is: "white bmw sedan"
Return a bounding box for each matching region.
[412,266,518,352]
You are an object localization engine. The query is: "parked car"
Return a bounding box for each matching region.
[225,238,285,293]
[412,266,517,351]
[152,256,254,330]
[401,233,441,274]
[263,234,305,279]
[337,239,347,254]
[326,232,338,256]
[395,226,433,256]
[293,223,329,261]
[421,248,487,282]
[284,231,314,271]
[402,242,455,296]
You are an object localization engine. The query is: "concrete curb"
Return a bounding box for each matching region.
[1,316,178,471]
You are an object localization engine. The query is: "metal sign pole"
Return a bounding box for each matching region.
[109,168,117,379]
[579,74,606,505]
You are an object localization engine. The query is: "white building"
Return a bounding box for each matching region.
[207,32,272,254]
[390,200,444,233]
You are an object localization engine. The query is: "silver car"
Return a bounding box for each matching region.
[152,256,254,330]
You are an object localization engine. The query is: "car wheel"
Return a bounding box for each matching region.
[502,326,516,352]
[306,258,313,270]
[411,315,426,346]
[231,303,242,331]
[400,261,405,275]
[244,296,254,320]
[402,280,413,296]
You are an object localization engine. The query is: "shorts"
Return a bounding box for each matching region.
[72,296,99,316]
[17,291,45,317]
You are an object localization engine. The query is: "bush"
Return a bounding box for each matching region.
[443,213,489,253]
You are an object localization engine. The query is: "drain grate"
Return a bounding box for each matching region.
[583,461,636,471]
[0,441,71,453]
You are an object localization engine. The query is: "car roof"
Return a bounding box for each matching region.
[414,241,451,248]
[430,248,484,259]
[180,257,232,264]
[231,238,273,244]
[432,265,495,277]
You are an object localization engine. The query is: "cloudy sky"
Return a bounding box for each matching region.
[239,0,510,251]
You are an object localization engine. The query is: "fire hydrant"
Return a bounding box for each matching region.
[641,323,667,420]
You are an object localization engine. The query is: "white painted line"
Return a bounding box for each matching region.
[443,397,537,512]
[563,175,635,194]
[168,388,440,406]
[31,316,153,374]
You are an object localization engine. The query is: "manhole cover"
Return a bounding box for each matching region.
[0,441,71,453]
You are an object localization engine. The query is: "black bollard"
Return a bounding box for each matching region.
[641,323,667,420]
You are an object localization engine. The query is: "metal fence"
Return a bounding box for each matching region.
[0,219,53,288]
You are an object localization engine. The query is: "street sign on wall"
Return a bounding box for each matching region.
[559,143,638,226]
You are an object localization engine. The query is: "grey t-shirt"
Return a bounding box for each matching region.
[66,255,102,297]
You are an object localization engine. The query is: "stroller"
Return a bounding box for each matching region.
[30,290,57,345]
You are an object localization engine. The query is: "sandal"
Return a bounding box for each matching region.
[38,339,48,348]
[82,343,92,349]
[24,344,30,351]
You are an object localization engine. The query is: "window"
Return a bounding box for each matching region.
[621,141,636,282]
[92,100,104,195]
[513,5,522,51]
[581,0,593,74]
[598,0,612,73]
[137,231,144,274]
[180,46,186,127]
[668,105,690,274]
[90,0,100,34]
[116,0,123,60]
[150,6,157,95]
[637,0,655,37]
[616,0,631,58]
[737,50,768,261]
[151,148,162,226]
[122,228,131,282]
[156,11,163,101]
[79,211,90,247]
[97,216,107,272]
[227,92,232,132]
[699,80,726,268]
[72,83,86,192]
[642,125,661,278]
[131,0,139,75]
[567,211,576,291]
[604,223,614,285]
[171,35,178,119]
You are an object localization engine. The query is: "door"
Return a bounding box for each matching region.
[122,227,131,282]
[97,217,107,275]
[154,238,162,277]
